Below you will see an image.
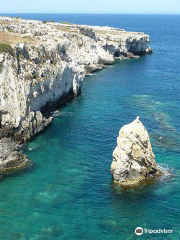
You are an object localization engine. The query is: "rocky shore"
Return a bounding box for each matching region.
[111,117,161,186]
[0,138,30,174]
[0,17,152,174]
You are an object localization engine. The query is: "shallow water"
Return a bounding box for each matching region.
[1,14,180,239]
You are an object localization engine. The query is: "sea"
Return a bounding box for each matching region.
[0,13,180,240]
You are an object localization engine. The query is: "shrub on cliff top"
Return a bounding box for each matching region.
[43,20,54,24]
[0,43,14,55]
[61,21,73,25]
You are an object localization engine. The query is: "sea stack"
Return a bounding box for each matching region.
[111,117,161,186]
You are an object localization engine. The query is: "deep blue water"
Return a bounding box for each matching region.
[0,14,180,240]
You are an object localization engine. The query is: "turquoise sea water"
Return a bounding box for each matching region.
[1,14,180,239]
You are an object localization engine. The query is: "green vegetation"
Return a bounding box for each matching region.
[0,43,14,56]
[43,20,54,24]
[7,28,13,33]
[25,73,32,81]
[10,17,20,19]
[61,21,73,25]
[22,36,33,41]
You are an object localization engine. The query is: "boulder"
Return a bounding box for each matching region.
[0,138,31,175]
[111,117,161,186]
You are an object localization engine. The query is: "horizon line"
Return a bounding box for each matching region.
[1,12,180,15]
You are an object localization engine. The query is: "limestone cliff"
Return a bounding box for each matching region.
[111,117,161,186]
[0,17,152,173]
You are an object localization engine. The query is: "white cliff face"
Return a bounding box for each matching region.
[111,117,161,186]
[0,17,152,143]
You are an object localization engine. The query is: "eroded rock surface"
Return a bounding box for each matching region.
[0,17,152,141]
[111,117,161,186]
[0,138,30,174]
[0,17,152,173]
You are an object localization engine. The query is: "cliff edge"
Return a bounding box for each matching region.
[0,17,152,174]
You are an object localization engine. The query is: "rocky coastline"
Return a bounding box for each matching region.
[0,17,152,174]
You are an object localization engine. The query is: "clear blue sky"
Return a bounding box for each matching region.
[0,0,180,14]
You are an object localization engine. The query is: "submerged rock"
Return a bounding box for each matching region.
[111,117,161,186]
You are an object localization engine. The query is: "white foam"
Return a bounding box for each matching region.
[157,164,174,181]
[87,73,97,76]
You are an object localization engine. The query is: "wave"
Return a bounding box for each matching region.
[157,164,174,181]
[86,73,97,76]
[52,111,73,117]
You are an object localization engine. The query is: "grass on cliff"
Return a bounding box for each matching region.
[0,32,37,46]
[43,20,55,24]
[22,36,34,41]
[43,20,73,25]
[0,43,14,55]
[56,25,77,33]
[61,21,73,25]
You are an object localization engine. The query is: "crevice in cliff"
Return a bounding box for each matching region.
[0,111,2,129]
[114,50,121,57]
[40,88,75,118]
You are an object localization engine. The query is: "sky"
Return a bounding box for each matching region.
[0,0,180,14]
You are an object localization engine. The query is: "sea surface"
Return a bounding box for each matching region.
[0,14,180,240]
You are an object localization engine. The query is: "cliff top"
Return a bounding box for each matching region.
[0,16,149,48]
